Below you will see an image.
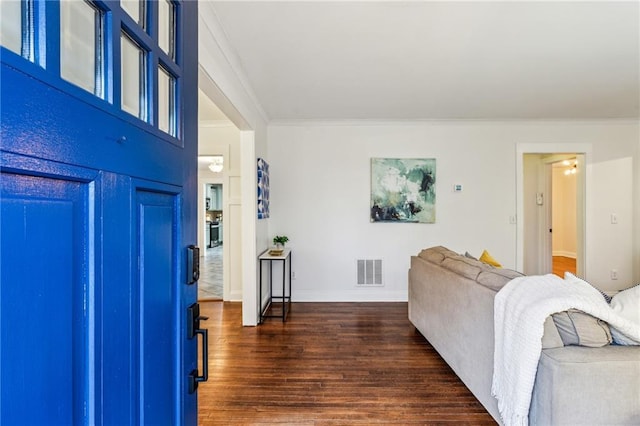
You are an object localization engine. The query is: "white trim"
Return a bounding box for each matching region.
[199,120,235,129]
[552,251,577,259]
[198,65,251,131]
[241,130,258,326]
[268,118,640,127]
[198,3,270,124]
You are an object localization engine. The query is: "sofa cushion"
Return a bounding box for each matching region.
[441,257,483,281]
[417,246,458,265]
[552,309,612,347]
[609,284,640,345]
[418,246,524,289]
[476,268,525,291]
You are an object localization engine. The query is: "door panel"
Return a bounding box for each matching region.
[100,172,135,425]
[137,190,177,424]
[1,173,89,425]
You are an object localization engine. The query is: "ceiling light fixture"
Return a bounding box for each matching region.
[564,163,577,176]
[207,156,224,173]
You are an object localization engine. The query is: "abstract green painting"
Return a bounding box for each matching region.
[370,158,436,223]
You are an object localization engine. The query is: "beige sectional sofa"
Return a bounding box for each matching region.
[408,246,640,425]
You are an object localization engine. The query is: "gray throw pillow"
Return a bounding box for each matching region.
[464,251,477,260]
[541,316,564,349]
[552,309,612,347]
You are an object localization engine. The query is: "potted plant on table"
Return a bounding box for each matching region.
[273,235,289,250]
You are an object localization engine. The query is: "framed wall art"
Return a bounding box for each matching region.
[257,158,270,219]
[370,158,436,223]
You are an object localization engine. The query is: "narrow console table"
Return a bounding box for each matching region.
[258,248,292,323]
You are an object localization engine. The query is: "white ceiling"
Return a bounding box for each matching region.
[207,1,639,121]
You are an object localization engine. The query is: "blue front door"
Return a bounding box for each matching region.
[1,1,199,424]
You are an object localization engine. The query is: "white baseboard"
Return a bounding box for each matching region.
[552,251,576,259]
[228,290,243,302]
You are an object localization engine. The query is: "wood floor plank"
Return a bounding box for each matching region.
[552,256,576,277]
[198,302,496,425]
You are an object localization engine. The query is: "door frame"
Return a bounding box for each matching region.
[197,66,259,325]
[516,143,591,277]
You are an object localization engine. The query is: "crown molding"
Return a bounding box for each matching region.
[198,3,270,125]
[267,118,640,127]
[199,119,236,129]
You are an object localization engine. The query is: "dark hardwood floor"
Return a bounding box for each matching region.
[198,302,495,425]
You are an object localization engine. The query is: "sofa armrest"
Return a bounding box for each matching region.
[531,345,640,425]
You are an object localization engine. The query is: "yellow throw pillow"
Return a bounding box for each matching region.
[479,249,502,268]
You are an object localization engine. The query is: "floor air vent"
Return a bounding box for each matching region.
[356,259,383,286]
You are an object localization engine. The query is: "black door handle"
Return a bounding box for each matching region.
[196,328,208,383]
[187,303,209,393]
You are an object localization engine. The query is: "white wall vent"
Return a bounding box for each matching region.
[356,259,383,286]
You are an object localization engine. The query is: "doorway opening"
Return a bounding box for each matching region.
[200,182,223,300]
[197,88,242,302]
[517,143,590,278]
[551,158,578,277]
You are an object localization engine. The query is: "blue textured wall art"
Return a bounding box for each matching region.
[371,158,436,223]
[257,158,270,219]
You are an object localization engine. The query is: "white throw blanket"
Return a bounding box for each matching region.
[491,274,640,426]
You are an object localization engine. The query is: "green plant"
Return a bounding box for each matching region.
[273,235,289,246]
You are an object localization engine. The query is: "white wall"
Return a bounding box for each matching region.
[268,120,639,301]
[584,133,638,292]
[588,156,634,289]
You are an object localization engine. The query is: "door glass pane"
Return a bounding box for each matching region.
[0,0,22,55]
[121,0,145,30]
[158,67,174,135]
[158,0,174,58]
[60,0,101,95]
[121,33,146,120]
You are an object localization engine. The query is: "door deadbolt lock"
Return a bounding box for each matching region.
[186,245,200,284]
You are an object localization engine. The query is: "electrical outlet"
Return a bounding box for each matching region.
[292,271,296,280]
[611,269,618,280]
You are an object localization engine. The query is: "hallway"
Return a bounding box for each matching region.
[199,245,223,300]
